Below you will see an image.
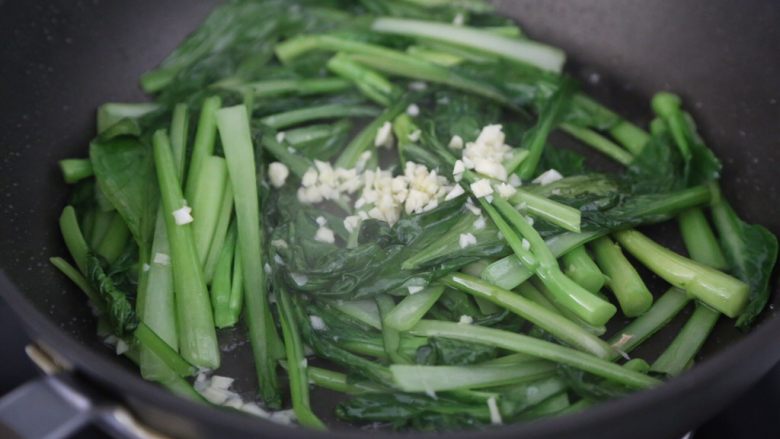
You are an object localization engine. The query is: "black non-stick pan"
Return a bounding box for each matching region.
[0,0,778,438]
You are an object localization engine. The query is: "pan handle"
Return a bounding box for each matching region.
[0,344,165,439]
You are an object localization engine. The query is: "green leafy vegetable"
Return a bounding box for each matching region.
[52,0,777,432]
[217,105,284,406]
[90,136,159,256]
[711,189,779,328]
[153,130,220,369]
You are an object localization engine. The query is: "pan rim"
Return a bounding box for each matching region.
[1,270,778,438]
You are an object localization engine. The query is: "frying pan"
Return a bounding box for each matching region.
[0,0,778,438]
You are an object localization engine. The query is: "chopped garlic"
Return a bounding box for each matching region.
[297,186,322,204]
[612,333,634,350]
[458,315,474,325]
[355,151,372,171]
[453,159,465,175]
[115,339,129,355]
[142,263,150,272]
[267,409,296,425]
[314,226,335,244]
[268,162,289,188]
[239,403,268,418]
[297,159,452,227]
[315,216,327,226]
[270,239,288,249]
[194,373,296,426]
[210,375,235,390]
[200,386,231,405]
[223,398,244,410]
[172,205,193,225]
[343,215,361,233]
[509,174,523,187]
[406,104,420,117]
[153,252,170,266]
[275,131,286,143]
[301,168,318,187]
[408,81,428,91]
[408,285,424,295]
[532,169,564,186]
[408,129,421,142]
[465,200,482,216]
[453,12,465,26]
[291,273,308,286]
[474,216,486,230]
[521,239,531,251]
[309,315,327,331]
[448,135,464,150]
[470,179,494,198]
[445,184,465,201]
[374,121,394,148]
[459,232,477,249]
[487,397,503,425]
[496,182,517,199]
[463,125,512,181]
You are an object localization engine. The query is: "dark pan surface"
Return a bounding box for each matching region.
[0,0,778,438]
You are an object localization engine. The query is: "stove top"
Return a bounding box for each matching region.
[0,300,777,438]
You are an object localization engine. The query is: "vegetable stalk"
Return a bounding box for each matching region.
[216,105,283,406]
[517,79,575,179]
[376,295,411,364]
[383,285,445,331]
[327,54,400,106]
[190,156,228,265]
[442,273,614,358]
[410,320,660,389]
[677,208,727,270]
[59,159,94,184]
[370,17,565,73]
[614,229,748,318]
[59,206,89,274]
[390,361,555,393]
[481,231,601,290]
[492,197,616,326]
[210,224,237,328]
[335,98,410,169]
[184,96,221,202]
[651,303,719,376]
[591,236,653,317]
[510,189,582,233]
[608,287,690,359]
[260,103,378,130]
[152,130,220,369]
[560,246,606,294]
[276,35,514,107]
[277,288,327,430]
[560,123,634,166]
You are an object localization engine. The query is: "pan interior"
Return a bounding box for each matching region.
[0,0,777,432]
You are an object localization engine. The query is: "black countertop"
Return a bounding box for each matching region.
[1,300,778,438]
